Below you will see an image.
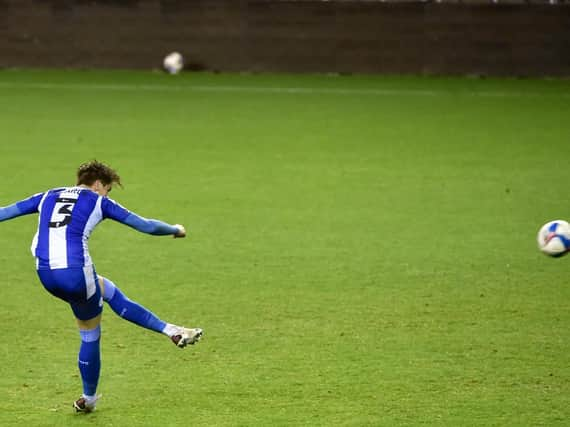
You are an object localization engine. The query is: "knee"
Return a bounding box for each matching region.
[99,276,117,302]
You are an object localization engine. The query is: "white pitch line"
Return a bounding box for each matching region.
[0,81,440,96]
[0,81,567,98]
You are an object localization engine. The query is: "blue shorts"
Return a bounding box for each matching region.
[37,265,103,321]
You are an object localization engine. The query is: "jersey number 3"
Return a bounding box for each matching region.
[49,198,77,228]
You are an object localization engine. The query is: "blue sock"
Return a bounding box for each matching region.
[78,326,101,397]
[102,277,167,333]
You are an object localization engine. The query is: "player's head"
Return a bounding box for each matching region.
[77,160,122,196]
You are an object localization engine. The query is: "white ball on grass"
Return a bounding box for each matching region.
[537,219,570,257]
[163,52,184,75]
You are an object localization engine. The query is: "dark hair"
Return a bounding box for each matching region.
[76,160,122,187]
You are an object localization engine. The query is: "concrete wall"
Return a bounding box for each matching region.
[0,0,569,76]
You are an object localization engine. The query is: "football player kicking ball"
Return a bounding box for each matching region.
[0,160,203,413]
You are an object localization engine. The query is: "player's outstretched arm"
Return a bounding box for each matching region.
[122,213,186,238]
[0,193,44,222]
[101,197,185,238]
[0,204,22,222]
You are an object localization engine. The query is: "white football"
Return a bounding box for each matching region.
[537,220,570,257]
[163,52,184,74]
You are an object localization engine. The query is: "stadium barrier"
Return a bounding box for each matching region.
[0,0,569,76]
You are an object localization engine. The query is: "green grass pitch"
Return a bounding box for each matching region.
[0,69,569,426]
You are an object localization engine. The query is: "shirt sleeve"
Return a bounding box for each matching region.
[101,197,179,236]
[100,197,131,222]
[123,213,180,236]
[0,192,44,222]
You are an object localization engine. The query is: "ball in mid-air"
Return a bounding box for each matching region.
[163,52,184,74]
[537,220,570,257]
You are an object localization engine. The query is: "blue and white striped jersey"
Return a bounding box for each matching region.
[1,186,181,270]
[17,187,131,269]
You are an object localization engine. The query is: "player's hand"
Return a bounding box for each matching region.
[173,224,186,238]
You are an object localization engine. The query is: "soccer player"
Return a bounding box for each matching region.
[0,160,203,413]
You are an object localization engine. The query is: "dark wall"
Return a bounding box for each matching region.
[0,0,569,76]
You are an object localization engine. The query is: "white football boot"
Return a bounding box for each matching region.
[171,327,203,348]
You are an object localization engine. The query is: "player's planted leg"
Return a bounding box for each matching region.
[74,325,101,412]
[101,277,203,347]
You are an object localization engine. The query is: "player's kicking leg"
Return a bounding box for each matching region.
[98,275,203,348]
